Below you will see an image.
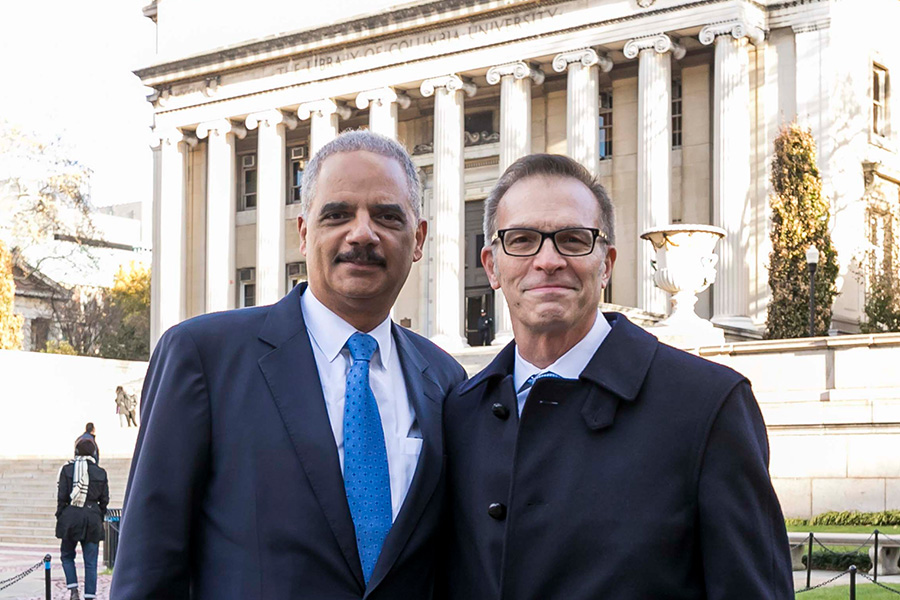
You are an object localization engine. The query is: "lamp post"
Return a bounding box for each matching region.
[806,245,820,337]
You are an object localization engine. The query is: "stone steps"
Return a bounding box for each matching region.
[0,458,130,547]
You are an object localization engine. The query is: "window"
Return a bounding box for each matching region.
[868,208,894,277]
[599,91,613,160]
[465,111,493,136]
[672,78,683,148]
[241,154,257,210]
[288,146,307,204]
[873,65,889,137]
[286,262,307,290]
[238,267,256,307]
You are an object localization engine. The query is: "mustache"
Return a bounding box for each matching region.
[334,247,387,267]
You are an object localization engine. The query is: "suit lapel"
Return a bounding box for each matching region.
[257,284,366,590]
[365,325,444,594]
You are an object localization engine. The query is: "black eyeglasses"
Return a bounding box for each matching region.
[493,227,608,257]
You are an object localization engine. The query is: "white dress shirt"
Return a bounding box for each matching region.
[301,289,421,521]
[513,310,612,415]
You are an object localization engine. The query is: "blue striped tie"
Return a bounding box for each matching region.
[518,370,563,395]
[343,332,392,584]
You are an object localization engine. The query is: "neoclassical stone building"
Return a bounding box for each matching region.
[137,0,900,349]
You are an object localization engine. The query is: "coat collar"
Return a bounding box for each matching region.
[456,314,658,429]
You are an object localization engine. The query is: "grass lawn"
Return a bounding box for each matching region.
[786,525,900,536]
[796,584,900,599]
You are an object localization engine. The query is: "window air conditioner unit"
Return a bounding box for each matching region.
[238,268,256,282]
[242,155,256,168]
[290,146,307,160]
[287,263,307,278]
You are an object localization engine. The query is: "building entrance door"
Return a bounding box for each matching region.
[465,200,494,346]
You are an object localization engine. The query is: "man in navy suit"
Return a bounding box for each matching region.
[111,131,466,599]
[441,154,793,599]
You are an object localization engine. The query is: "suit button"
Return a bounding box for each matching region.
[488,502,507,520]
[491,403,510,420]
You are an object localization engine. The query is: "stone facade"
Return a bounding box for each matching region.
[137,0,900,348]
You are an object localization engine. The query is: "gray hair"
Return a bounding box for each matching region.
[483,153,616,246]
[300,130,421,220]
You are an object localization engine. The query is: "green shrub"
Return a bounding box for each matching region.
[802,550,871,572]
[809,510,900,527]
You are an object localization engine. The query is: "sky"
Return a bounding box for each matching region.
[0,0,156,208]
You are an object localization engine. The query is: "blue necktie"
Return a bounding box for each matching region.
[518,370,564,395]
[343,332,392,585]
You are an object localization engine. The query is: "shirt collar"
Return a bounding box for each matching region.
[514,310,612,392]
[300,287,393,368]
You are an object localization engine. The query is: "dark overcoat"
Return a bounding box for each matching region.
[110,283,467,600]
[441,313,794,600]
[56,461,109,543]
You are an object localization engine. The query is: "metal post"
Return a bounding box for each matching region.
[849,565,856,600]
[43,554,51,600]
[874,529,879,582]
[808,262,817,337]
[806,532,813,589]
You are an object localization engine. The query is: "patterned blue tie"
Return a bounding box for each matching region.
[518,370,564,394]
[343,332,392,585]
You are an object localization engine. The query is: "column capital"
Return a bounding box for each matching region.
[149,127,196,149]
[699,21,765,46]
[355,87,412,110]
[245,109,298,131]
[486,61,545,86]
[552,48,612,73]
[297,99,352,121]
[420,75,477,98]
[623,34,686,60]
[196,119,247,140]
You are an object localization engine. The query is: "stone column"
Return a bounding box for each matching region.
[700,22,764,330]
[246,109,298,306]
[420,74,476,350]
[552,48,611,176]
[197,119,246,313]
[356,87,411,139]
[298,99,351,157]
[624,34,684,316]
[486,61,545,344]
[150,127,192,346]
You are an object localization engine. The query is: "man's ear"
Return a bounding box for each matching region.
[413,219,427,262]
[481,246,501,290]
[298,215,308,256]
[600,245,617,288]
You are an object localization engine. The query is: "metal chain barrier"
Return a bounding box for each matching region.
[795,567,852,594]
[859,571,900,596]
[0,559,44,592]
[879,531,900,545]
[814,533,874,555]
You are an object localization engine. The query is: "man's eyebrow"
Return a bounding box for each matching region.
[371,203,407,215]
[317,201,352,215]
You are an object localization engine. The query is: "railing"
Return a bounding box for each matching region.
[0,554,51,598]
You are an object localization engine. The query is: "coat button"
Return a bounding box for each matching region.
[488,502,507,520]
[491,403,510,420]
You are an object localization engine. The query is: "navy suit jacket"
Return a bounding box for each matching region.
[111,283,467,600]
[441,313,793,600]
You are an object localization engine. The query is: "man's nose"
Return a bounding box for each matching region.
[345,213,379,245]
[532,237,567,272]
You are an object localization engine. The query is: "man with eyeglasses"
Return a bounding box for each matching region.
[439,154,793,599]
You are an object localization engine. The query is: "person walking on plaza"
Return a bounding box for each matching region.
[56,438,109,600]
[74,423,99,464]
[441,154,794,599]
[112,131,466,600]
[115,386,138,427]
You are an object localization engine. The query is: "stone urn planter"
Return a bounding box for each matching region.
[639,224,726,348]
